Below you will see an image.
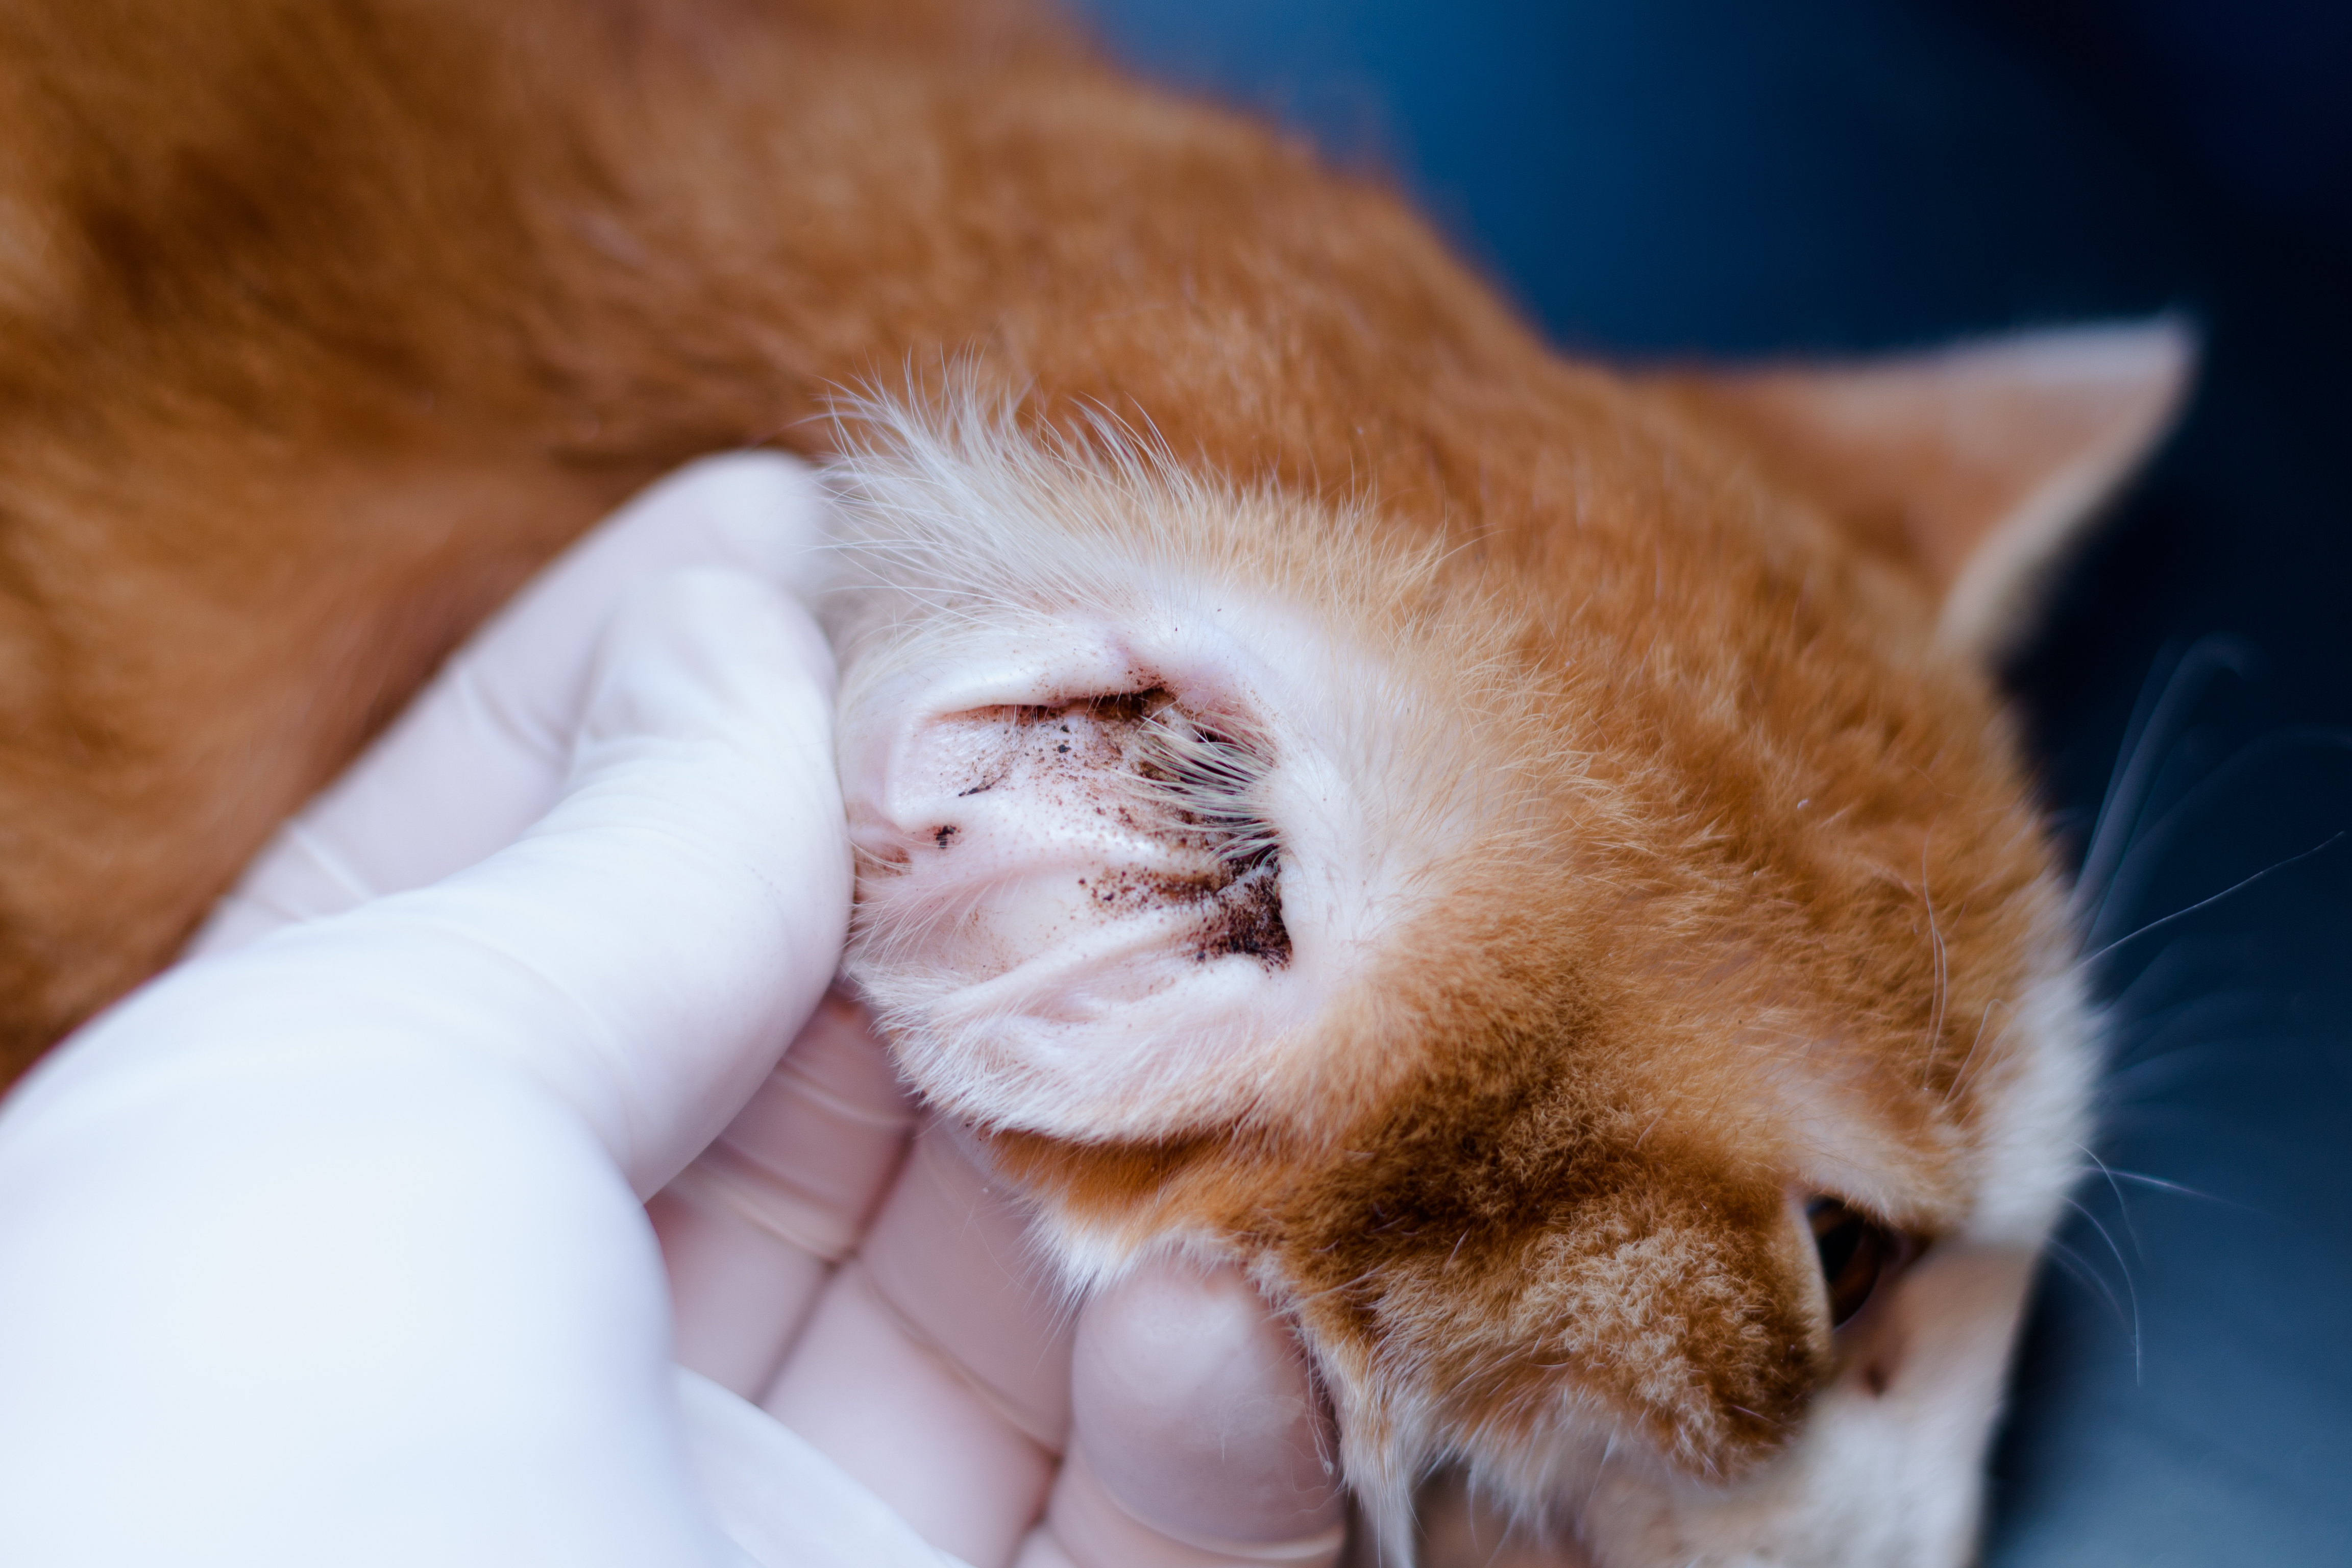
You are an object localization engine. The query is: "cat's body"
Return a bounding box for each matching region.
[0,2,2187,1562]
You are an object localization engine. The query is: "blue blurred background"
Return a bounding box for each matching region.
[1075,3,2352,1562]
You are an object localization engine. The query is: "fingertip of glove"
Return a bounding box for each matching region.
[608,569,838,697]
[643,451,835,590]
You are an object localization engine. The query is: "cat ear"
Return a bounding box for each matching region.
[1654,320,2196,664]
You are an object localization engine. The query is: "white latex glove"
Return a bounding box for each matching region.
[0,455,1345,1568]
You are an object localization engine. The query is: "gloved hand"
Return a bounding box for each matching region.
[0,455,1346,1568]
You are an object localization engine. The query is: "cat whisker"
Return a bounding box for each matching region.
[2071,635,2255,929]
[2074,831,2345,972]
[2087,1164,2250,1211]
[2085,728,2352,952]
[2099,1032,2337,1115]
[2058,1200,2144,1383]
[1919,837,1952,1071]
[2109,998,2285,1065]
[2071,1147,2146,1259]
[1941,1000,1998,1107]
[2041,1238,2142,1382]
[2104,966,2273,1035]
[2099,1041,2261,1101]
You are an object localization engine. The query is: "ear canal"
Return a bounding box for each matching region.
[1652,318,2197,664]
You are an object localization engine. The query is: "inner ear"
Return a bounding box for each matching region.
[1649,318,2196,664]
[837,630,1336,1141]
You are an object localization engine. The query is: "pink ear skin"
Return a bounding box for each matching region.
[841,615,1335,1143]
[1649,318,2196,663]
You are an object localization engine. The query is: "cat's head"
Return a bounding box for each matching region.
[824,322,2189,1565]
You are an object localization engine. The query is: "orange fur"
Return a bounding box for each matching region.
[0,2,2179,1560]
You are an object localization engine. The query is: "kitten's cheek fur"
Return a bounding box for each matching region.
[840,619,1373,1141]
[1578,1242,2040,1567]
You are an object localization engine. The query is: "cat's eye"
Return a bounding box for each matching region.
[1805,1197,1903,1329]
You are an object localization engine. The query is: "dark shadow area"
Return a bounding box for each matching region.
[1075,3,2352,1560]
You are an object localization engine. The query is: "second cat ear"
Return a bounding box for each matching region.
[1652,319,2195,665]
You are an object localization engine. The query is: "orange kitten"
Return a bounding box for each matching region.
[0,1,2187,1561]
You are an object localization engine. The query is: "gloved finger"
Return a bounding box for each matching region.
[651,992,916,1400]
[763,1120,1072,1568]
[189,452,832,958]
[1018,1254,1345,1568]
[677,1369,969,1568]
[469,563,852,1190]
[0,996,752,1568]
[122,567,849,1197]
[0,567,863,1568]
